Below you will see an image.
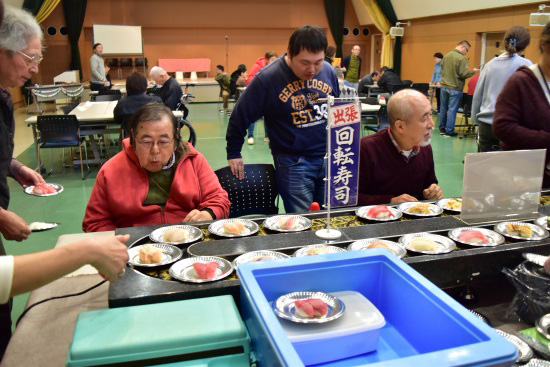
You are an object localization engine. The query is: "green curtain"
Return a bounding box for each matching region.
[62,0,87,79]
[375,0,402,76]
[22,0,44,16]
[324,0,346,58]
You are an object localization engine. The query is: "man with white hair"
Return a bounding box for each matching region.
[149,66,183,110]
[358,89,443,205]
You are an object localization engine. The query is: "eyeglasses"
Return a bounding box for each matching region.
[136,139,174,149]
[17,50,43,66]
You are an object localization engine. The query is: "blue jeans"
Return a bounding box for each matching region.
[439,88,462,134]
[248,121,269,138]
[273,154,326,213]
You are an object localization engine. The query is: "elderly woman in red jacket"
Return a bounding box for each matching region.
[83,103,230,232]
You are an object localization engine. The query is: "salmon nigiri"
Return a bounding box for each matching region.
[458,230,489,244]
[222,221,246,235]
[366,206,394,219]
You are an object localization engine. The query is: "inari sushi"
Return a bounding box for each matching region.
[294,299,329,318]
[139,246,163,264]
[192,262,219,279]
[366,206,394,219]
[222,221,246,235]
[458,230,489,244]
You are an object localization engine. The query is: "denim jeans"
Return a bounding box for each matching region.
[273,154,326,213]
[439,88,462,134]
[248,121,269,138]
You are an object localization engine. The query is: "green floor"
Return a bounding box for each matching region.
[6,104,477,329]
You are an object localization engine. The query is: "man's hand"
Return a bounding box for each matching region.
[0,209,30,241]
[228,158,245,180]
[14,165,45,188]
[474,68,480,72]
[390,194,418,204]
[87,235,130,281]
[183,209,213,223]
[436,82,441,88]
[423,184,443,200]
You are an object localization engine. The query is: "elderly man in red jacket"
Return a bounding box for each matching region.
[358,89,443,205]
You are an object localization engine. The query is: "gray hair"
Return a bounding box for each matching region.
[0,5,42,54]
[388,89,427,126]
[333,66,344,79]
[149,66,167,78]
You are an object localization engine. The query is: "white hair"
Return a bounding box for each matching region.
[149,66,167,78]
[0,5,42,53]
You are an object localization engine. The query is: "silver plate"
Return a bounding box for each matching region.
[29,222,59,232]
[399,233,456,255]
[208,219,259,238]
[127,243,183,267]
[398,202,443,217]
[485,194,526,211]
[262,215,312,232]
[294,245,347,257]
[169,256,233,283]
[448,227,505,247]
[536,313,550,340]
[469,309,490,325]
[273,291,345,324]
[515,359,550,367]
[233,250,290,270]
[149,225,203,245]
[355,205,402,221]
[24,183,63,197]
[495,329,534,363]
[523,253,547,267]
[535,216,549,230]
[437,198,462,212]
[347,239,406,259]
[495,222,550,241]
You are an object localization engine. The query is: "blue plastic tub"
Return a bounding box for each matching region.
[238,249,518,367]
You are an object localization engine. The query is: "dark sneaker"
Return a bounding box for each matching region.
[445,132,458,137]
[439,129,446,135]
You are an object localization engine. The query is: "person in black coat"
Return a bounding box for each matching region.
[377,66,404,94]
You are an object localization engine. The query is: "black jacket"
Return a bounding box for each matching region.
[113,93,163,133]
[358,75,375,94]
[0,90,15,210]
[377,69,403,93]
[160,77,183,110]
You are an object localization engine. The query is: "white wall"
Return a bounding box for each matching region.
[392,0,544,20]
[4,0,24,8]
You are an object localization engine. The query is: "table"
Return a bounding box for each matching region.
[158,58,211,73]
[366,84,384,97]
[26,102,183,167]
[25,84,84,114]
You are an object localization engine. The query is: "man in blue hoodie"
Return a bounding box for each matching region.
[226,25,339,213]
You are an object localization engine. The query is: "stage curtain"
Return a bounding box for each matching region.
[62,0,87,79]
[324,0,346,58]
[360,0,392,69]
[375,0,402,75]
[36,0,61,24]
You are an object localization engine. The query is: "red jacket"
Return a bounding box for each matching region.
[493,66,550,187]
[83,140,230,232]
[246,57,267,85]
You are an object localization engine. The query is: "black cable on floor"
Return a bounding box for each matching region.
[16,280,107,327]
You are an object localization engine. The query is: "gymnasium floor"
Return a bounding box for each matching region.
[6,102,477,328]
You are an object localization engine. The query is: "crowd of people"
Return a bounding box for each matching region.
[0,0,550,360]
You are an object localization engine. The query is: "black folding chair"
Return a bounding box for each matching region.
[411,83,430,96]
[214,164,278,218]
[95,94,121,102]
[37,115,89,179]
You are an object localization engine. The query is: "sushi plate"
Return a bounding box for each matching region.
[514,359,550,367]
[495,329,533,363]
[535,216,549,230]
[448,227,505,247]
[29,222,59,232]
[127,243,183,268]
[294,245,347,257]
[208,219,260,238]
[24,183,63,197]
[398,202,443,217]
[273,291,345,324]
[536,313,550,340]
[355,205,402,222]
[494,222,549,241]
[347,239,406,259]
[169,256,233,283]
[485,194,526,211]
[232,250,290,270]
[262,215,312,232]
[149,224,203,245]
[399,232,456,255]
[437,198,462,213]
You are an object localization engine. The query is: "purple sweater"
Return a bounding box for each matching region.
[358,129,438,205]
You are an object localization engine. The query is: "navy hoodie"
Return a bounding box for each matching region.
[226,55,339,159]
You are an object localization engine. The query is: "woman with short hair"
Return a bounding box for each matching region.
[83,103,230,232]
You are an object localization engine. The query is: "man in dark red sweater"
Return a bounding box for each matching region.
[358,89,443,205]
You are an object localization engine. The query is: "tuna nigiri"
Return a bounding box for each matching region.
[366,206,394,219]
[32,183,57,195]
[278,216,299,230]
[294,298,329,318]
[192,262,219,280]
[458,230,489,244]
[222,221,246,235]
